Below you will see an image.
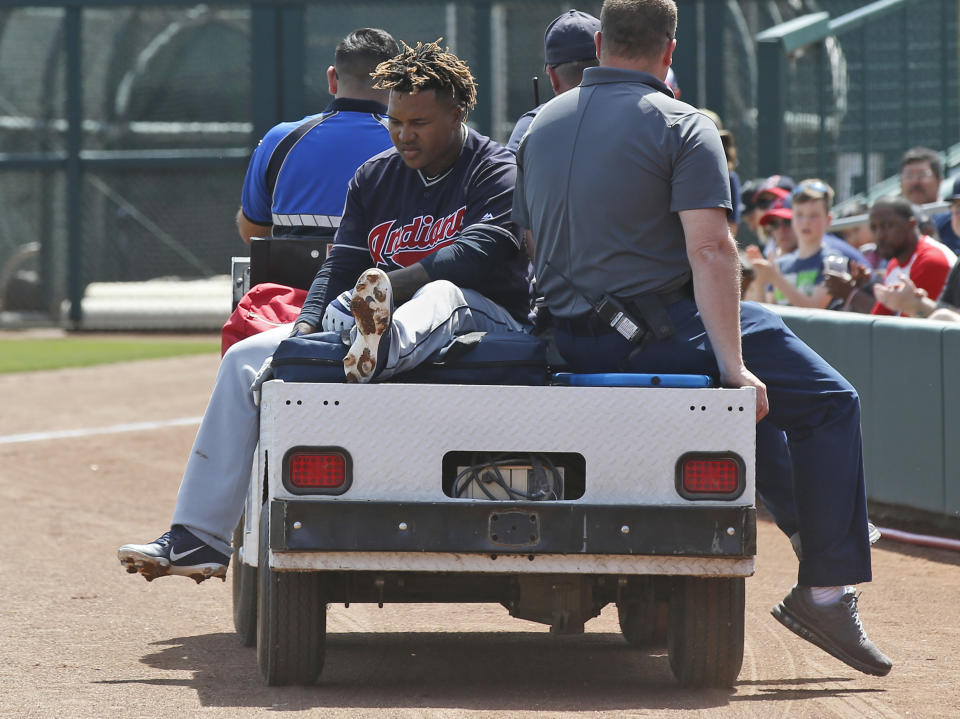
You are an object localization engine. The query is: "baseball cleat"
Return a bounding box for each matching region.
[344,268,393,383]
[118,525,229,583]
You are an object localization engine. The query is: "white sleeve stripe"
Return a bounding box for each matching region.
[466,222,521,248]
[272,213,341,228]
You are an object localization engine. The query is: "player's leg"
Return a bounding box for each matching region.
[345,271,528,382]
[118,323,293,581]
[383,281,527,379]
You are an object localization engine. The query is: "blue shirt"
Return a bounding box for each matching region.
[240,98,392,237]
[773,249,827,305]
[823,233,870,268]
[934,211,960,253]
[505,104,545,154]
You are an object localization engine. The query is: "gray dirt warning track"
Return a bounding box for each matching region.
[0,351,957,719]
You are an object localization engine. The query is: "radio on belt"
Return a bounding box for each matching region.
[594,294,646,343]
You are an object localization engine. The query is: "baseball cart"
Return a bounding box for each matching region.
[231,360,756,688]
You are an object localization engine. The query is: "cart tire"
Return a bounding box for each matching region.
[231,515,258,647]
[618,596,668,648]
[667,576,744,688]
[256,507,326,685]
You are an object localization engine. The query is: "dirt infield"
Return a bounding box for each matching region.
[1,351,958,718]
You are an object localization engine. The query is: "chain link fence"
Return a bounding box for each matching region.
[0,1,957,326]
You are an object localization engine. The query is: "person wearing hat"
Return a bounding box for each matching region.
[748,180,849,309]
[757,193,797,258]
[514,0,892,677]
[505,9,600,153]
[743,194,795,302]
[932,175,960,254]
[737,175,794,245]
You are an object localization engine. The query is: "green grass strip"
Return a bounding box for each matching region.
[0,338,219,374]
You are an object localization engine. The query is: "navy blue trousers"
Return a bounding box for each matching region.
[553,298,871,587]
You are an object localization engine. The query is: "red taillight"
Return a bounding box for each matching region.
[677,454,743,499]
[288,452,347,489]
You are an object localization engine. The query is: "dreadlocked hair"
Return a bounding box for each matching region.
[371,39,477,112]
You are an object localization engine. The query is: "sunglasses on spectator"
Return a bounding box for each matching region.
[754,197,775,210]
[766,219,791,230]
[793,180,830,197]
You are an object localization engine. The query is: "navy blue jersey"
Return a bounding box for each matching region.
[298,126,532,325]
[240,98,392,237]
[505,103,545,154]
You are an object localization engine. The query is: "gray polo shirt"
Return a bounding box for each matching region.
[513,66,731,318]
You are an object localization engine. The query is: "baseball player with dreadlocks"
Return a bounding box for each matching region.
[118,41,532,582]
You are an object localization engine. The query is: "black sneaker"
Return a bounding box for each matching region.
[118,525,229,583]
[772,585,892,676]
[344,268,393,383]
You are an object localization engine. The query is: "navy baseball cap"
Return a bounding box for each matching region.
[947,175,960,201]
[544,9,600,66]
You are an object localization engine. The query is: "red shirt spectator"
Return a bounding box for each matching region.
[872,234,956,315]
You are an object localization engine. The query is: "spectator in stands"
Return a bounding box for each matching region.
[833,200,882,272]
[736,177,766,248]
[868,261,960,321]
[746,180,845,309]
[505,10,599,153]
[742,194,794,302]
[899,146,942,238]
[701,109,741,237]
[759,193,796,256]
[899,146,943,206]
[933,176,960,254]
[868,197,957,316]
[235,29,398,243]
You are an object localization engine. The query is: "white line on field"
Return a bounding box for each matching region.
[0,416,202,445]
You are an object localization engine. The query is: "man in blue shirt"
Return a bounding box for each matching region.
[236,28,398,242]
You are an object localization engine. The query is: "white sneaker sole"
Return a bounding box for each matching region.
[344,269,392,383]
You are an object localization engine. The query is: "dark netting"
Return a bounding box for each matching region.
[0,170,66,314]
[0,9,67,155]
[0,1,958,323]
[771,0,958,199]
[82,166,243,283]
[90,5,251,152]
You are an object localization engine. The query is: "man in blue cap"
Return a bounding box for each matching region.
[505,9,600,153]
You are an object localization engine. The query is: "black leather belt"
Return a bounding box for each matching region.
[554,285,691,337]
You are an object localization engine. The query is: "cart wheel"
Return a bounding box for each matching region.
[667,576,744,688]
[256,506,326,685]
[231,514,258,647]
[617,595,668,648]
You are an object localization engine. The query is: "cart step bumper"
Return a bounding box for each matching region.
[269,500,756,557]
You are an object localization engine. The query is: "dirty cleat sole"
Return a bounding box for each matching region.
[117,526,229,583]
[344,268,392,383]
[118,549,227,583]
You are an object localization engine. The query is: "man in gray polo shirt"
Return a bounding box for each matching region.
[514,0,892,677]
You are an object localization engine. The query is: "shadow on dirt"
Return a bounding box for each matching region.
[95,630,874,712]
